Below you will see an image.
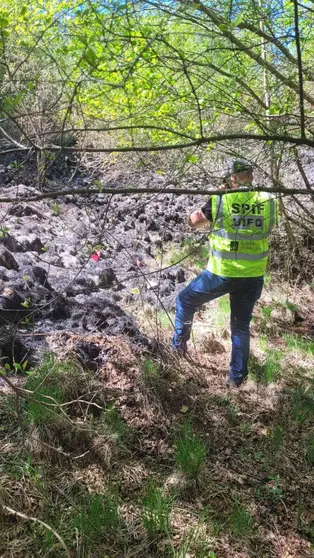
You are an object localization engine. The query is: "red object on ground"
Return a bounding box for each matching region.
[90,250,101,262]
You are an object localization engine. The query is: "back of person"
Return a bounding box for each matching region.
[208,189,277,278]
[172,159,278,387]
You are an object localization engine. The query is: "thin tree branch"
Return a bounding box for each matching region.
[180,0,314,106]
[1,132,314,156]
[293,0,306,138]
[1,505,72,558]
[0,184,313,205]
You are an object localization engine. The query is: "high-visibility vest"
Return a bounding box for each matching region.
[207,190,278,278]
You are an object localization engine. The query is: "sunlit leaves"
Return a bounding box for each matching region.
[0,0,313,149]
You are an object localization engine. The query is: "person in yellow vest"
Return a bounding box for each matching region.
[172,159,278,387]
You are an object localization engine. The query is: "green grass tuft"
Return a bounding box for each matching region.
[174,419,207,477]
[157,309,175,328]
[249,349,283,385]
[290,384,314,424]
[143,358,161,379]
[283,334,314,356]
[103,403,128,441]
[306,435,314,465]
[227,499,253,537]
[142,479,172,537]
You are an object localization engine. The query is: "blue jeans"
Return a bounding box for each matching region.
[172,270,264,385]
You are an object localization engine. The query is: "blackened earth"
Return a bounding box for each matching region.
[0,168,206,367]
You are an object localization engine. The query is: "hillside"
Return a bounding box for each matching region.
[0,155,314,558]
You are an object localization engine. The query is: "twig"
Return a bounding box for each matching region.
[293,0,306,138]
[2,132,314,157]
[1,505,73,558]
[0,185,313,206]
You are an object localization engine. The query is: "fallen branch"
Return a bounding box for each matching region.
[0,185,314,204]
[1,505,73,558]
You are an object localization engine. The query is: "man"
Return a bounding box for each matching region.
[172,159,278,387]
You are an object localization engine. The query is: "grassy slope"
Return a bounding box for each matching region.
[1,281,314,558]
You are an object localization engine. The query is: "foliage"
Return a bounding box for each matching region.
[249,348,283,385]
[142,479,172,537]
[227,499,253,537]
[174,419,207,477]
[102,403,130,442]
[283,334,314,356]
[167,238,210,270]
[290,383,314,424]
[143,358,160,379]
[72,491,121,542]
[306,435,314,465]
[1,0,313,171]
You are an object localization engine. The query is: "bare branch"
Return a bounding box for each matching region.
[179,0,314,106]
[1,505,72,558]
[293,0,306,138]
[0,184,313,205]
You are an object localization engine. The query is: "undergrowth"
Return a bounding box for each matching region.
[174,419,207,478]
[1,325,314,557]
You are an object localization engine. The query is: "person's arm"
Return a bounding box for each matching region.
[188,199,213,229]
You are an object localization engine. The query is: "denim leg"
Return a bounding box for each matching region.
[229,277,264,385]
[173,270,231,352]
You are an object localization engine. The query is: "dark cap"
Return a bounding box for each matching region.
[230,159,253,174]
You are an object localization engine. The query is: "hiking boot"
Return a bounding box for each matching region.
[225,375,242,388]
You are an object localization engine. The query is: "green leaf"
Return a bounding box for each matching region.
[83,47,97,67]
[0,16,9,28]
[184,153,199,164]
[233,13,244,26]
[218,23,229,32]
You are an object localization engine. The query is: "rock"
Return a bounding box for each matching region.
[0,233,19,252]
[162,231,173,242]
[147,218,159,231]
[75,276,96,290]
[2,269,19,281]
[32,266,51,288]
[159,283,171,295]
[16,234,44,253]
[177,269,186,283]
[60,254,77,268]
[8,203,44,219]
[0,334,33,368]
[148,281,159,290]
[166,268,186,284]
[48,297,71,320]
[0,266,9,281]
[98,268,116,288]
[164,214,174,223]
[0,248,19,271]
[0,288,26,325]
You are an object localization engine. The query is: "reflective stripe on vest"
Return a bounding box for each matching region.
[210,248,269,261]
[211,229,267,240]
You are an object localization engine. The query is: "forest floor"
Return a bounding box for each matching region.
[1,276,314,558]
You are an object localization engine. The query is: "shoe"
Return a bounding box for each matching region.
[225,375,241,388]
